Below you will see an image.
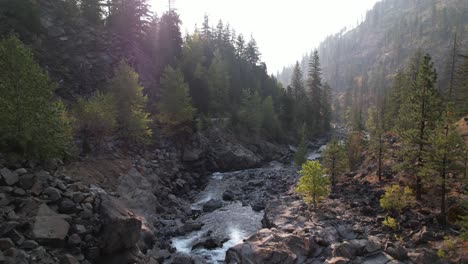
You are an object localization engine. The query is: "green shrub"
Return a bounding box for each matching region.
[0,36,72,160]
[380,185,415,212]
[73,92,117,148]
[382,216,398,230]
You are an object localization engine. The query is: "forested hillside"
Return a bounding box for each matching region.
[278,0,468,116]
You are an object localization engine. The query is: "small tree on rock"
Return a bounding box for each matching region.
[296,160,330,209]
[322,138,348,187]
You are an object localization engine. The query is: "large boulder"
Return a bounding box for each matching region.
[202,199,222,212]
[32,204,70,247]
[225,229,308,264]
[98,194,142,254]
[212,144,261,171]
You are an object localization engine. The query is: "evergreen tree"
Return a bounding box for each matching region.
[290,62,306,129]
[322,138,348,187]
[245,36,260,65]
[294,125,308,167]
[206,49,230,114]
[306,49,323,132]
[158,66,195,136]
[261,96,280,139]
[80,0,103,24]
[366,106,386,181]
[346,131,364,170]
[0,36,72,160]
[110,61,151,144]
[296,161,330,209]
[238,91,262,134]
[397,53,442,200]
[322,82,332,132]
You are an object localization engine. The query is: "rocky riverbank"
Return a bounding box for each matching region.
[0,127,293,264]
[226,172,464,264]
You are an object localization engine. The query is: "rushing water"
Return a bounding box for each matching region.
[171,172,263,263]
[171,146,325,263]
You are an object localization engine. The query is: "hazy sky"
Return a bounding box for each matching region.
[150,0,380,74]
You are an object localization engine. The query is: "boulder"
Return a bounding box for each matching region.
[0,168,18,186]
[60,254,80,264]
[408,248,441,264]
[222,190,235,201]
[315,227,339,246]
[385,243,408,261]
[225,229,307,264]
[202,199,222,212]
[0,238,14,250]
[18,174,35,189]
[32,204,70,247]
[98,194,142,254]
[43,187,62,202]
[171,253,193,264]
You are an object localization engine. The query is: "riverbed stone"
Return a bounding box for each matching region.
[202,199,222,212]
[0,168,18,186]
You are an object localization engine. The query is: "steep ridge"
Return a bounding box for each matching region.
[278,0,468,91]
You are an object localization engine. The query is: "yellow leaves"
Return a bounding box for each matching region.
[296,161,330,207]
[379,185,415,212]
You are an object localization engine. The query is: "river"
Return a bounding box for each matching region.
[170,144,326,263]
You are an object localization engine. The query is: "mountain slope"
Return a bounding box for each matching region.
[278,0,468,92]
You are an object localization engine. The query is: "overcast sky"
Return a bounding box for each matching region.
[150,0,380,74]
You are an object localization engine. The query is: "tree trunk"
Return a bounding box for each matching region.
[331,157,336,187]
[378,134,382,181]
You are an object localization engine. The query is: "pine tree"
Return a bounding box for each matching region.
[322,138,348,187]
[0,36,72,160]
[397,53,442,200]
[294,125,308,167]
[245,36,260,65]
[366,106,386,181]
[110,61,151,144]
[306,49,323,132]
[80,0,103,24]
[206,49,230,114]
[296,161,330,209]
[261,96,280,139]
[158,65,195,136]
[238,91,262,134]
[322,82,332,132]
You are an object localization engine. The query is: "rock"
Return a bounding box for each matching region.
[202,199,222,212]
[332,242,357,259]
[150,249,170,263]
[72,192,85,203]
[361,252,394,264]
[98,194,141,254]
[0,168,18,186]
[20,240,39,250]
[18,174,35,189]
[408,248,441,264]
[0,251,4,263]
[43,187,62,202]
[0,238,14,250]
[182,148,202,162]
[59,199,76,214]
[60,254,80,264]
[414,226,442,244]
[12,187,26,196]
[251,200,266,211]
[8,229,25,245]
[316,227,339,246]
[68,234,81,246]
[171,253,193,264]
[192,236,226,250]
[222,190,235,201]
[385,243,408,261]
[226,229,307,264]
[14,168,27,175]
[326,257,350,264]
[32,204,70,247]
